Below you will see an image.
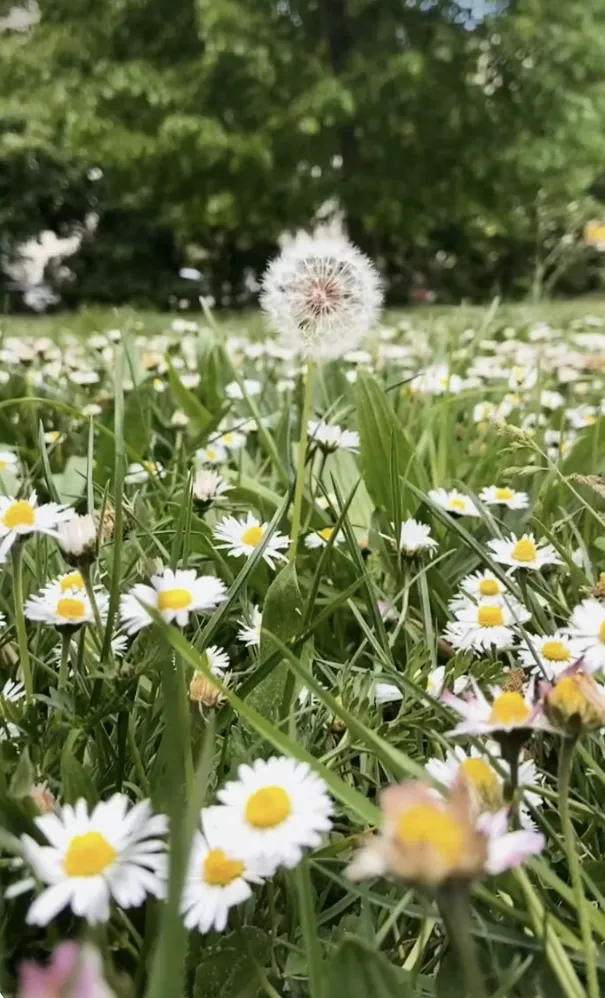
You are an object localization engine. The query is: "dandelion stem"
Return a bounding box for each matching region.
[558,735,599,998]
[289,359,315,559]
[438,885,487,998]
[58,630,71,691]
[11,544,32,700]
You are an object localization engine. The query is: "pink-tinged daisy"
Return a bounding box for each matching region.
[17,942,114,998]
[0,492,73,562]
[120,567,226,634]
[443,680,552,738]
[213,513,288,570]
[487,533,561,572]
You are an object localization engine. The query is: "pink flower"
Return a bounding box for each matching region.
[18,942,114,998]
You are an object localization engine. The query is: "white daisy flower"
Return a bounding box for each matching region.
[25,583,109,630]
[454,569,510,605]
[213,513,288,570]
[571,546,588,570]
[398,519,438,556]
[195,444,228,466]
[410,365,463,396]
[426,666,469,699]
[216,756,333,869]
[473,401,498,423]
[192,469,231,506]
[567,598,605,673]
[213,429,247,451]
[428,488,480,518]
[443,597,530,653]
[238,607,262,647]
[518,633,584,678]
[82,403,103,418]
[260,235,383,359]
[478,486,529,510]
[1,678,25,704]
[0,492,74,562]
[0,450,19,473]
[15,795,167,925]
[372,681,403,706]
[181,806,269,934]
[487,533,561,572]
[120,567,226,634]
[540,390,565,410]
[56,513,97,561]
[124,461,166,485]
[304,527,345,549]
[567,405,598,430]
[307,421,360,453]
[181,372,201,389]
[204,645,230,674]
[69,369,100,386]
[444,680,551,738]
[225,379,262,401]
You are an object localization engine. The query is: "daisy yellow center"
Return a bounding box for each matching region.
[3,500,34,530]
[479,579,500,597]
[0,461,6,471]
[143,461,157,473]
[489,691,531,726]
[542,640,570,663]
[223,433,235,444]
[158,588,192,612]
[586,415,597,425]
[203,848,245,886]
[60,572,84,592]
[599,621,605,645]
[495,488,514,501]
[242,525,264,547]
[63,832,117,877]
[477,606,504,627]
[245,786,292,829]
[319,527,334,542]
[206,449,217,461]
[450,498,466,512]
[512,538,537,563]
[549,676,602,725]
[395,804,464,864]
[57,597,86,621]
[460,758,498,794]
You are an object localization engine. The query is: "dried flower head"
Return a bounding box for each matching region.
[260,235,383,359]
[542,667,605,735]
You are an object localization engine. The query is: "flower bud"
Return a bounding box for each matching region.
[543,671,605,735]
[56,513,97,566]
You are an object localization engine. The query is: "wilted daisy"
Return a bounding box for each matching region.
[238,606,262,647]
[307,421,360,453]
[444,680,551,739]
[0,492,73,561]
[479,486,529,510]
[181,806,269,934]
[398,519,438,556]
[488,533,561,572]
[124,461,166,485]
[25,582,108,631]
[192,469,231,508]
[305,527,345,550]
[346,779,543,886]
[120,567,226,634]
[195,443,228,466]
[14,796,167,925]
[260,234,383,359]
[518,632,583,678]
[428,488,479,518]
[443,597,530,653]
[213,513,288,570]
[566,598,605,672]
[216,757,333,869]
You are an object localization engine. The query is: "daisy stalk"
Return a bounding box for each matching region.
[11,544,32,700]
[438,884,487,998]
[58,630,71,692]
[558,734,598,998]
[289,359,316,559]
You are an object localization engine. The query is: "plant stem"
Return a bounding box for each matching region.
[58,630,71,691]
[12,544,32,700]
[175,654,195,798]
[289,359,316,560]
[558,736,599,998]
[439,885,487,998]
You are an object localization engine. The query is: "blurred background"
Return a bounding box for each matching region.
[2,0,605,313]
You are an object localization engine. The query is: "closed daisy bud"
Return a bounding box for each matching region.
[56,513,97,565]
[189,672,228,708]
[543,669,605,735]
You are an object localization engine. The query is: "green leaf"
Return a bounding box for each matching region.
[248,561,303,718]
[194,927,270,998]
[9,746,35,798]
[61,735,98,807]
[168,359,213,433]
[325,937,412,998]
[52,455,88,504]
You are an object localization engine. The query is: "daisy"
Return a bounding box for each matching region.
[1,678,25,704]
[426,666,469,699]
[304,527,345,549]
[192,469,231,507]
[443,597,530,653]
[212,429,247,451]
[398,518,438,556]
[0,492,74,562]
[567,598,605,673]
[181,806,269,934]
[18,942,114,998]
[216,756,333,869]
[25,583,108,630]
[204,645,230,674]
[543,668,605,734]
[120,567,226,634]
[372,681,403,707]
[14,795,167,925]
[124,461,166,485]
[56,513,97,562]
[479,486,529,510]
[518,633,584,678]
[487,533,561,572]
[454,569,510,605]
[238,606,262,647]
[0,450,19,474]
[213,513,288,570]
[428,488,480,518]
[225,379,261,401]
[443,680,551,738]
[307,421,360,453]
[195,444,228,466]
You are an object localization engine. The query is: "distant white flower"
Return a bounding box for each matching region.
[479,486,529,510]
[181,372,201,389]
[213,513,289,570]
[305,527,345,549]
[25,584,108,630]
[0,450,19,474]
[410,365,463,395]
[15,796,167,925]
[426,666,469,699]
[195,444,227,466]
[487,533,561,572]
[567,598,605,673]
[124,461,166,485]
[181,806,269,934]
[443,596,530,653]
[0,492,73,562]
[57,513,97,561]
[225,379,262,401]
[307,421,360,453]
[69,370,100,386]
[216,756,332,869]
[192,469,231,506]
[82,403,103,418]
[171,410,189,429]
[571,546,588,570]
[212,429,247,451]
[428,488,480,518]
[473,401,499,424]
[518,633,584,678]
[398,519,437,556]
[238,606,262,647]
[453,569,509,605]
[204,645,230,674]
[567,405,598,430]
[120,568,226,634]
[373,682,403,706]
[260,235,383,359]
[540,390,565,410]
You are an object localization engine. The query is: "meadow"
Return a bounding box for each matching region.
[1,277,605,998]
